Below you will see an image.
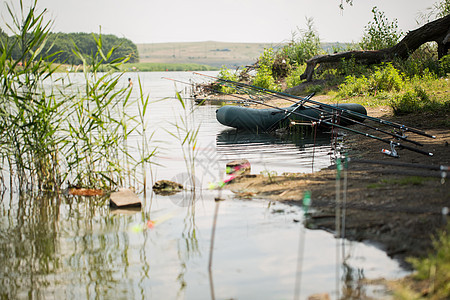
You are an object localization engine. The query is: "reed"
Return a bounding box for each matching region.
[0,0,156,193]
[166,91,201,191]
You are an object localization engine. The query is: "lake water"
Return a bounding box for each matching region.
[0,71,408,299]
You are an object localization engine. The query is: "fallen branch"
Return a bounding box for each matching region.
[300,14,450,82]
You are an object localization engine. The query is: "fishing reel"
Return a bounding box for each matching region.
[382,141,399,158]
[394,127,408,140]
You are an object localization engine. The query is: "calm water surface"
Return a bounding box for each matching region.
[0,71,408,299]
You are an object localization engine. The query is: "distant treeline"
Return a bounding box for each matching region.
[0,30,139,65]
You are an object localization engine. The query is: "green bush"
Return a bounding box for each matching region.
[360,6,403,50]
[394,43,443,78]
[440,54,450,75]
[253,48,280,91]
[407,225,450,300]
[285,64,306,89]
[253,65,279,91]
[217,66,239,93]
[282,18,321,65]
[337,75,370,97]
[337,56,368,76]
[390,86,441,115]
[370,63,404,93]
[251,18,321,85]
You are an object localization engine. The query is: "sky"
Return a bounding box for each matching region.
[1,0,440,44]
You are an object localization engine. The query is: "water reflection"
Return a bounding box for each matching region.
[216,128,335,174]
[0,188,408,299]
[0,71,409,299]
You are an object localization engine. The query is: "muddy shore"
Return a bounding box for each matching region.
[224,99,450,268]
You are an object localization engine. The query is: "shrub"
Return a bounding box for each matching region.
[253,65,279,91]
[390,86,436,115]
[337,56,368,76]
[253,48,280,90]
[283,18,321,65]
[337,75,370,97]
[440,54,450,75]
[407,225,450,300]
[217,66,238,93]
[285,64,306,89]
[370,63,404,93]
[360,6,403,50]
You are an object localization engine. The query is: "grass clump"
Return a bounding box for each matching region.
[401,225,450,300]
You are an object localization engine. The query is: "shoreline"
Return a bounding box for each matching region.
[223,99,450,268]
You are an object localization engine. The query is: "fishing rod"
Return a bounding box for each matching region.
[348,158,449,171]
[213,76,423,147]
[214,78,425,147]
[164,77,433,157]
[266,92,315,132]
[193,72,436,139]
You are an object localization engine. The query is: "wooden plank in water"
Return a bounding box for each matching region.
[110,188,142,209]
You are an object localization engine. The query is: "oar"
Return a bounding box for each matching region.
[163,77,433,156]
[193,72,436,139]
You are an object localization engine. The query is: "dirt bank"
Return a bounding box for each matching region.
[225,101,450,267]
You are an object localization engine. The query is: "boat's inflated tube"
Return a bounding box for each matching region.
[216,103,367,131]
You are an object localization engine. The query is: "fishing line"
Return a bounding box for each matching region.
[194,72,437,139]
[197,74,426,148]
[164,76,434,156]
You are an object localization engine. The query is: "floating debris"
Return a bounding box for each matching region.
[152,180,183,195]
[69,187,104,196]
[110,188,142,209]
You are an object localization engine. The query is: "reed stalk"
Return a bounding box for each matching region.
[0,1,157,194]
[167,91,201,191]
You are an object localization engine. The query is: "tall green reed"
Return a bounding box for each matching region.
[0,0,156,193]
[0,0,63,191]
[167,91,201,191]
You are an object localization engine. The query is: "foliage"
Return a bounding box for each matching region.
[250,18,321,89]
[338,63,404,97]
[390,85,449,115]
[337,56,368,76]
[253,48,280,90]
[371,63,404,92]
[0,0,154,191]
[394,44,443,78]
[5,31,139,65]
[407,224,450,300]
[215,18,321,91]
[417,0,450,24]
[283,18,322,66]
[360,6,403,50]
[166,93,201,190]
[338,75,370,97]
[285,64,306,89]
[440,54,450,74]
[217,66,239,93]
[0,0,62,190]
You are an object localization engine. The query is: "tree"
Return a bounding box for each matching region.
[300,14,450,81]
[360,7,403,50]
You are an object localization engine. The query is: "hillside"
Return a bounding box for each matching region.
[137,41,349,68]
[137,41,279,68]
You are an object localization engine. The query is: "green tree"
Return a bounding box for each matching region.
[360,6,403,50]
